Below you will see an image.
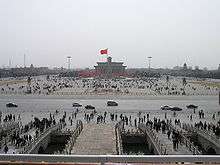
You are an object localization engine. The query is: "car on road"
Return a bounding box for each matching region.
[161,105,172,110]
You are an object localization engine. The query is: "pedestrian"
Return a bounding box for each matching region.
[167,130,171,140]
[190,115,192,121]
[0,111,2,123]
[147,113,149,119]
[172,132,176,151]
[4,145,8,154]
[213,114,216,120]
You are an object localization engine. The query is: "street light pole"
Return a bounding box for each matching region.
[148,56,152,70]
[67,56,71,70]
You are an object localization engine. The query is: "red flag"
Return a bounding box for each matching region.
[100,49,108,55]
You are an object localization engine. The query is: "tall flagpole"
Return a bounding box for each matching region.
[106,48,108,62]
[106,48,110,78]
[148,56,152,70]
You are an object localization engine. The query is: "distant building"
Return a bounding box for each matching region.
[94,57,126,78]
[218,64,220,71]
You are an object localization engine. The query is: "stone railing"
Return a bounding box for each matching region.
[196,129,220,146]
[0,91,22,95]
[138,124,168,155]
[182,123,220,148]
[121,127,144,136]
[115,121,123,155]
[64,120,83,154]
[20,123,62,154]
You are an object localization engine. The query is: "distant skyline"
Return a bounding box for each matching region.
[0,0,220,69]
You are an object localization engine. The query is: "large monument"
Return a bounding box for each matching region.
[94,57,126,78]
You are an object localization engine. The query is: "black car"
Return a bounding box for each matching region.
[170,107,182,111]
[107,101,118,106]
[85,105,95,109]
[72,103,82,107]
[6,102,18,108]
[161,105,172,110]
[186,104,198,109]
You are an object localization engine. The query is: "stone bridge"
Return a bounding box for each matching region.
[21,123,62,154]
[182,123,220,154]
[70,123,117,155]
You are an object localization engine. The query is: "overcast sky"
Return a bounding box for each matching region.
[0,0,220,69]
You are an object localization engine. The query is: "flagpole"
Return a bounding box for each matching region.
[107,48,110,78]
[106,48,108,62]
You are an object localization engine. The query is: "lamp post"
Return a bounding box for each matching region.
[67,56,71,70]
[24,54,26,68]
[148,56,152,70]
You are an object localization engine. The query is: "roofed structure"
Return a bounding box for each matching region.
[94,57,126,78]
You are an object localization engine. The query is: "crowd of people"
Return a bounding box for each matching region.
[0,101,220,154]
[2,114,16,122]
[0,75,219,96]
[194,120,220,136]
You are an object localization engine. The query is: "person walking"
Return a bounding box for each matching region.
[4,144,8,154]
[213,114,216,120]
[134,119,137,127]
[167,130,171,140]
[0,111,2,123]
[172,135,176,151]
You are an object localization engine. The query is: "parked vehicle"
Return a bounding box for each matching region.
[85,105,95,110]
[161,105,172,110]
[186,104,198,109]
[107,101,118,106]
[170,107,182,111]
[72,103,82,107]
[6,102,18,108]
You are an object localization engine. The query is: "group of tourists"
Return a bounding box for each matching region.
[171,130,181,151]
[2,114,16,122]
[34,115,56,134]
[96,112,107,124]
[194,120,220,136]
[10,131,32,148]
[199,110,205,119]
[84,110,96,123]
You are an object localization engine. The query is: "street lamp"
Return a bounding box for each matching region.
[148,56,152,70]
[67,56,71,70]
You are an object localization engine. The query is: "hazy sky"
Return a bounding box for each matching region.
[0,0,220,69]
